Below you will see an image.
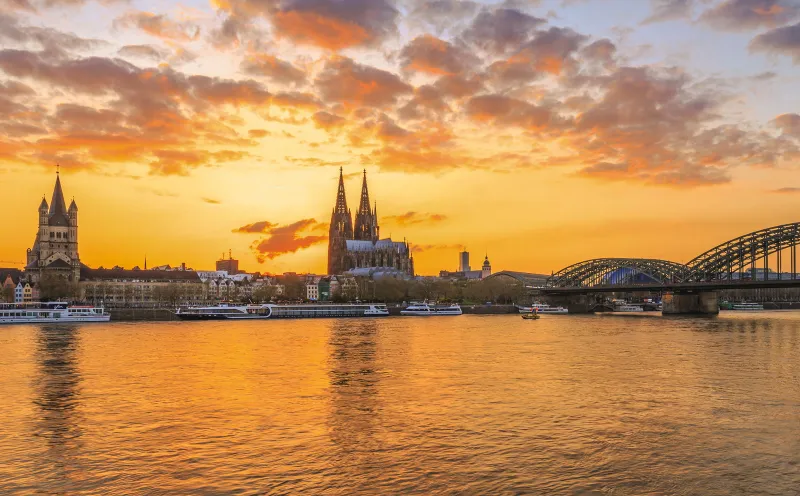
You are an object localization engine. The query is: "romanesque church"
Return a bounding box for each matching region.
[26,172,81,282]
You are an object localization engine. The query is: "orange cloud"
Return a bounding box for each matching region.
[245,218,329,262]
[383,212,448,226]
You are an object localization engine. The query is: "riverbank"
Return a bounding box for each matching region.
[108,305,519,321]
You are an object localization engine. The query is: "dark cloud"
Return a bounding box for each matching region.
[399,34,479,76]
[750,21,800,62]
[641,0,693,24]
[0,13,106,55]
[772,113,800,136]
[433,74,484,98]
[466,94,564,132]
[118,44,171,62]
[202,197,222,204]
[312,111,346,129]
[315,56,412,108]
[407,0,480,34]
[216,0,398,50]
[233,221,278,233]
[241,54,307,85]
[460,8,545,54]
[113,11,200,42]
[700,0,800,31]
[247,218,328,262]
[771,186,800,193]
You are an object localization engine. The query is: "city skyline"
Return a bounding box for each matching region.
[2,0,800,275]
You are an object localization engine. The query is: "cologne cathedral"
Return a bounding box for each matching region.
[328,169,414,276]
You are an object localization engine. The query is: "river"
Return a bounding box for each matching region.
[1,313,799,495]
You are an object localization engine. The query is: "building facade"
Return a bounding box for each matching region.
[459,251,470,272]
[328,169,414,276]
[216,252,240,274]
[26,172,81,282]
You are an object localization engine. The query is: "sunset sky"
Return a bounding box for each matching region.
[2,0,800,275]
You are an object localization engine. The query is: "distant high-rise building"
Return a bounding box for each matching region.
[459,251,470,272]
[216,250,240,274]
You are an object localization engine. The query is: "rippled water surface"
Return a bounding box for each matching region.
[1,313,799,495]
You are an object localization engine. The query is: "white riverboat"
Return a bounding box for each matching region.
[176,303,390,320]
[611,299,644,312]
[518,303,569,315]
[0,302,110,325]
[731,302,765,311]
[400,302,462,316]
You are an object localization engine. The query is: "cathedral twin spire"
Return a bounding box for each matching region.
[331,167,379,243]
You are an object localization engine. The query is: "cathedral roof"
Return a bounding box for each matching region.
[45,258,72,268]
[48,174,70,227]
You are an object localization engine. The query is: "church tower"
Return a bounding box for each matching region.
[353,170,379,242]
[481,254,492,279]
[27,171,81,282]
[328,167,353,275]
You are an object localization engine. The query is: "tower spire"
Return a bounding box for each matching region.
[335,166,349,214]
[358,169,370,215]
[48,170,69,225]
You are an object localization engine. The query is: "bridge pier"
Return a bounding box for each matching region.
[543,294,594,314]
[662,291,719,315]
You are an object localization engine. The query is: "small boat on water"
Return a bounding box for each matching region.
[0,302,110,325]
[400,302,462,316]
[521,313,540,320]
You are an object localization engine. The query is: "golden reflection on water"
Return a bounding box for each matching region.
[0,314,799,494]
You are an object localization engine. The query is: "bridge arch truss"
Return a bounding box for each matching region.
[684,222,800,282]
[546,258,688,288]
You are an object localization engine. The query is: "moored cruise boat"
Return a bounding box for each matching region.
[517,303,569,315]
[730,302,765,311]
[611,299,644,312]
[175,303,390,320]
[0,302,110,324]
[400,302,462,316]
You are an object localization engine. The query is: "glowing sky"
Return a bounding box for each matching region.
[2,0,800,275]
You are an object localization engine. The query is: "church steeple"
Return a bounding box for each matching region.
[328,167,354,275]
[358,169,371,215]
[354,169,379,242]
[335,166,349,214]
[48,169,70,227]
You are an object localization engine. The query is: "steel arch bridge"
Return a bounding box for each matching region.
[546,258,688,288]
[683,222,800,282]
[544,222,800,290]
